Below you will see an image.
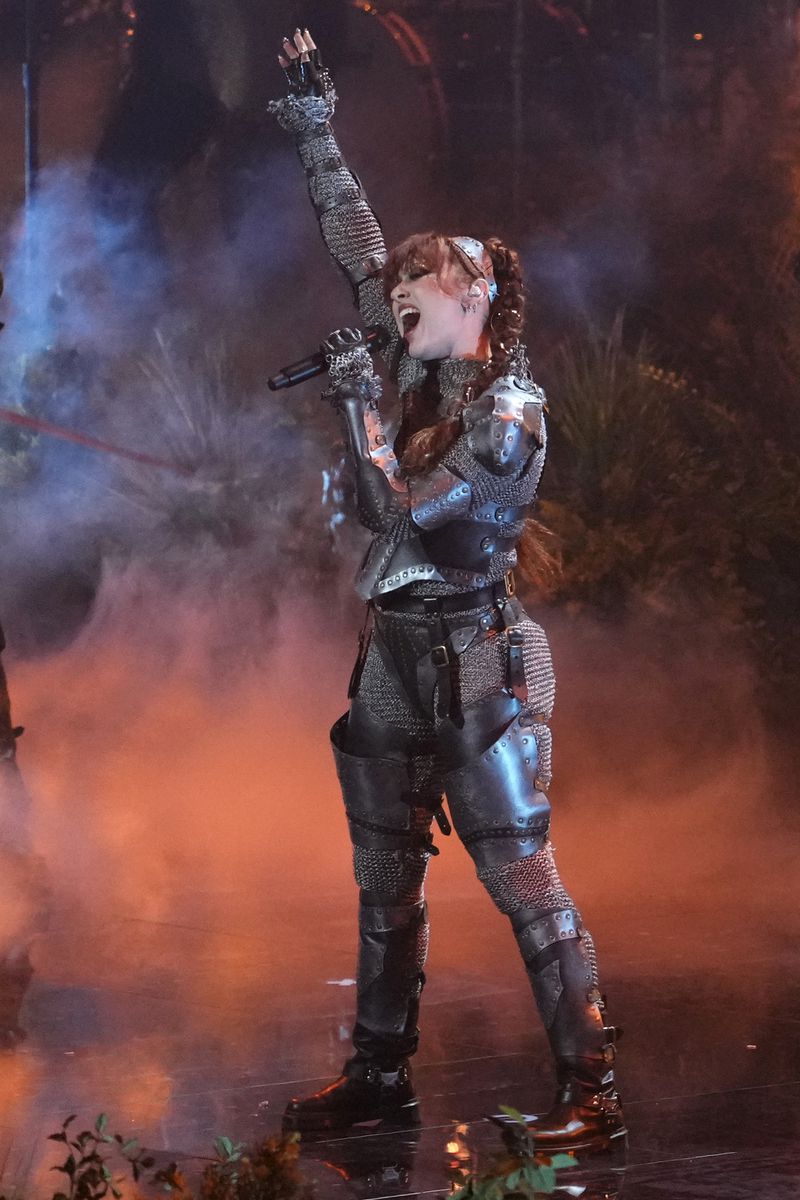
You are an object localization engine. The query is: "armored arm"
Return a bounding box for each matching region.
[268,35,399,360]
[464,375,547,476]
[399,376,547,535]
[407,466,473,532]
[323,329,407,533]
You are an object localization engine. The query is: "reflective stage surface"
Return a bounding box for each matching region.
[1,880,798,1199]
[0,606,798,1199]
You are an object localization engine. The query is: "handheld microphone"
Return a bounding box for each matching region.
[268,325,389,391]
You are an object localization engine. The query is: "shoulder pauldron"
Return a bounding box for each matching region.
[464,375,546,474]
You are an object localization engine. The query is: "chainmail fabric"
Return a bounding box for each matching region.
[358,276,401,365]
[267,87,337,134]
[325,347,380,393]
[529,721,553,789]
[477,843,575,915]
[357,637,433,733]
[297,128,340,170]
[320,203,388,286]
[396,354,429,396]
[354,845,430,904]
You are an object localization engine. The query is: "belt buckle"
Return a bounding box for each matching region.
[431,644,450,668]
[507,627,525,647]
[479,609,497,632]
[504,569,516,597]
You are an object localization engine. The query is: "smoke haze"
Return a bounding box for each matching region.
[0,13,796,1175]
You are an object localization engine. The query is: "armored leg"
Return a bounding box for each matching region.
[512,900,624,1151]
[444,702,625,1151]
[284,702,437,1132]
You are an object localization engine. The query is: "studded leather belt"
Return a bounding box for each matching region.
[372,569,516,616]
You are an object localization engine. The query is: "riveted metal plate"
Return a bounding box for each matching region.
[517,908,581,962]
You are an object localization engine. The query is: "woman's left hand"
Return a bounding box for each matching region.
[277,28,327,98]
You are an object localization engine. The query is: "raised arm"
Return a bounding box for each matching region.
[269,30,399,359]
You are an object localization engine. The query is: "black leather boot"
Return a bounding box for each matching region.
[283,890,426,1133]
[514,910,627,1153]
[283,1053,419,1132]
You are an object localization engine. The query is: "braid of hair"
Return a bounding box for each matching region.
[399,237,526,476]
[468,238,526,402]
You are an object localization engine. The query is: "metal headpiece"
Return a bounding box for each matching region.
[448,236,499,303]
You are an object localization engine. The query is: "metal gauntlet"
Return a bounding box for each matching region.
[322,329,407,534]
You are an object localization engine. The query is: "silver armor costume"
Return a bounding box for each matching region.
[272,75,621,1143]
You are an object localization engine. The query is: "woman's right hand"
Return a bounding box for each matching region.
[277,28,327,98]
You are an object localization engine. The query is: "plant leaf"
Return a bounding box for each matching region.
[497,1105,527,1126]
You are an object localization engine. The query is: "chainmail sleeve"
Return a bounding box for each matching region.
[268,84,401,366]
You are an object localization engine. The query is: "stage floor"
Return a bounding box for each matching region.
[0,872,798,1200]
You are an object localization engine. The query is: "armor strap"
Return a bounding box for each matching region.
[360,899,427,934]
[423,598,454,722]
[496,589,528,704]
[304,154,345,176]
[315,183,367,215]
[517,908,582,963]
[348,605,374,699]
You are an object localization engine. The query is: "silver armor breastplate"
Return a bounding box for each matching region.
[355,378,547,601]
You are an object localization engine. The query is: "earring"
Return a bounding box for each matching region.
[461,300,478,314]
